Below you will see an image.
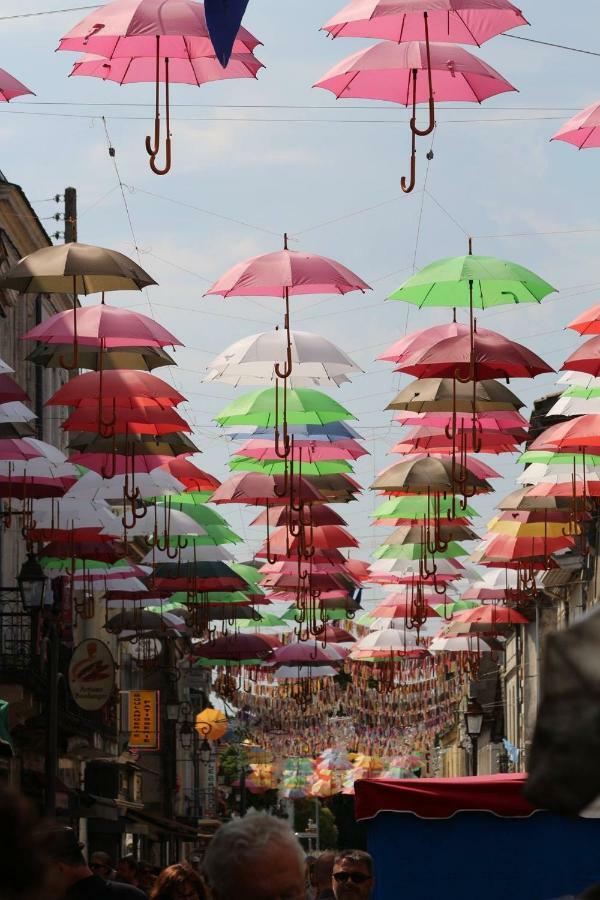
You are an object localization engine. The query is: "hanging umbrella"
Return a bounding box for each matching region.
[430,635,492,652]
[23,303,178,348]
[322,0,527,44]
[211,472,324,505]
[552,102,600,150]
[230,456,352,476]
[192,633,275,661]
[27,343,175,372]
[250,504,347,528]
[567,304,600,335]
[48,370,184,408]
[71,48,262,85]
[450,605,529,626]
[238,438,367,462]
[58,0,261,174]
[0,68,34,101]
[393,409,528,431]
[206,329,362,387]
[216,387,355,427]
[205,0,251,66]
[561,336,600,377]
[314,42,515,191]
[371,456,490,493]
[387,378,524,412]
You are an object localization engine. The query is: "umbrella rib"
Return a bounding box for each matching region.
[455,11,482,47]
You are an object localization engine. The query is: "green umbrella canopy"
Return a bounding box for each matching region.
[373,542,467,561]
[229,456,352,476]
[371,496,479,520]
[170,590,263,605]
[215,387,356,427]
[388,254,556,309]
[146,491,214,506]
[149,527,243,547]
[519,450,600,466]
[280,606,350,622]
[563,386,600,399]
[355,613,374,627]
[433,599,479,616]
[237,614,287,629]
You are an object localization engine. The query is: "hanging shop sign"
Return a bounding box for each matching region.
[68,640,115,712]
[128,690,160,751]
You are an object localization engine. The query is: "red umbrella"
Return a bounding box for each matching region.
[159,459,220,491]
[62,405,190,435]
[250,505,347,528]
[273,642,346,666]
[0,375,29,404]
[567,304,600,336]
[451,605,529,626]
[69,452,185,474]
[23,303,180,348]
[192,633,276,661]
[561,336,600,376]
[323,625,355,644]
[372,600,440,619]
[392,431,522,455]
[477,533,574,560]
[48,370,185,407]
[529,417,600,452]
[262,524,359,554]
[0,68,34,102]
[42,539,126,563]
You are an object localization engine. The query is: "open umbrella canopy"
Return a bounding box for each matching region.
[529,417,600,452]
[314,41,516,104]
[237,437,367,462]
[215,387,355,426]
[561,336,600,377]
[68,431,198,456]
[322,0,527,43]
[206,329,362,387]
[58,0,261,57]
[264,524,359,553]
[0,243,156,294]
[23,303,179,348]
[552,101,600,150]
[250,504,347,528]
[210,472,324,505]
[192,633,276,661]
[371,495,479,520]
[27,343,175,372]
[394,409,528,431]
[374,541,467,560]
[372,456,491,493]
[395,330,552,381]
[567,304,600,335]
[226,422,363,442]
[206,247,370,298]
[71,50,263,84]
[387,378,524,412]
[388,254,555,308]
[229,456,353,476]
[385,523,479,544]
[273,642,346,666]
[62,405,191,435]
[48,370,185,407]
[451,605,529,626]
[0,68,34,102]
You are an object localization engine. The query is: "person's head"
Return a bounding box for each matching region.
[332,850,374,900]
[90,851,113,881]
[0,787,50,900]
[117,854,139,885]
[313,851,335,893]
[203,811,305,900]
[38,825,90,893]
[138,860,156,891]
[149,863,206,900]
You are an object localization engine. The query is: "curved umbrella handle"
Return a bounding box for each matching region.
[149,135,172,176]
[411,14,435,138]
[145,36,162,157]
[401,135,417,194]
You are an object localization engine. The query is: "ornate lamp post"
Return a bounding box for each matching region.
[464,696,484,776]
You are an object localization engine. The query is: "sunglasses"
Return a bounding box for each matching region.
[333,871,371,885]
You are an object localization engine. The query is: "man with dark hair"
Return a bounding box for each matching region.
[41,827,146,899]
[332,850,374,900]
[90,852,116,882]
[313,851,336,899]
[117,855,140,888]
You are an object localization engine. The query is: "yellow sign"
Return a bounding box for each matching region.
[128,691,160,751]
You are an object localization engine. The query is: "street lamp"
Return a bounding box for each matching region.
[17,552,49,609]
[464,697,484,776]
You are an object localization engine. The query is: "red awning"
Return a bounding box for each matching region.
[355,774,539,821]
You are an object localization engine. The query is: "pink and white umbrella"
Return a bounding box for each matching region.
[315,40,516,191]
[552,102,600,150]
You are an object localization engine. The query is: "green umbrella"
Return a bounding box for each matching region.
[170,590,263,605]
[433,599,478,617]
[373,542,467,561]
[229,456,352,476]
[237,614,288,629]
[388,253,556,309]
[215,387,356,427]
[563,386,600,399]
[355,613,374,627]
[519,450,600,466]
[371,496,479,520]
[146,490,214,506]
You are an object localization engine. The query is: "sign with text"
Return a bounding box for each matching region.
[68,640,115,711]
[128,691,160,751]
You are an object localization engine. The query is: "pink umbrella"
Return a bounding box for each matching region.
[23,303,181,348]
[0,68,34,102]
[236,438,368,462]
[58,0,261,174]
[393,409,529,431]
[70,50,263,86]
[322,0,527,45]
[552,102,600,150]
[315,40,516,191]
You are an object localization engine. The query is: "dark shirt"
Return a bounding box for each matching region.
[316,892,335,900]
[66,875,147,900]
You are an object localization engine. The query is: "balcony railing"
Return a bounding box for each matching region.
[0,609,40,677]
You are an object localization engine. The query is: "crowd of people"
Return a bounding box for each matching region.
[0,787,374,900]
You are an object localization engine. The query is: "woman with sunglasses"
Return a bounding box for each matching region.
[332,851,374,900]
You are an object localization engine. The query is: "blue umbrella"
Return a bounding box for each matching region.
[224,422,364,441]
[205,0,251,67]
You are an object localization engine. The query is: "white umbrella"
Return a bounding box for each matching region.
[18,438,68,464]
[0,357,14,375]
[352,628,424,653]
[430,635,492,653]
[66,469,185,501]
[547,396,600,417]
[518,463,600,486]
[557,372,600,388]
[126,506,207,538]
[369,617,440,638]
[141,544,233,564]
[0,458,78,479]
[31,498,122,535]
[0,402,35,423]
[206,330,362,387]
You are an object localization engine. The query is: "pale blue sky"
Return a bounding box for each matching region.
[1,0,600,569]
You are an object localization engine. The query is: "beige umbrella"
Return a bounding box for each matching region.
[387,377,524,412]
[385,522,479,544]
[497,487,572,511]
[371,457,491,494]
[26,343,174,372]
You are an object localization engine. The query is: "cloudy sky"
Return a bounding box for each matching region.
[1,0,599,570]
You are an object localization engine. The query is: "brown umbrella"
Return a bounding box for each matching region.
[67,431,199,457]
[387,377,524,412]
[371,457,491,494]
[497,487,572,511]
[0,242,156,295]
[27,343,175,372]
